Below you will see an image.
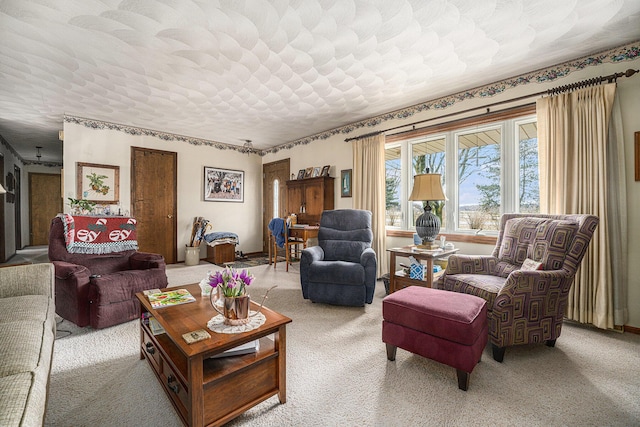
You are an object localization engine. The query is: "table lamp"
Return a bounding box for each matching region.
[408,173,446,249]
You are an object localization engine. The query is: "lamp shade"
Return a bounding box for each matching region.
[0,184,6,194]
[409,174,446,246]
[408,174,446,201]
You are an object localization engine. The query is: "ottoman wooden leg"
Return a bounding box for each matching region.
[456,369,469,391]
[386,343,397,361]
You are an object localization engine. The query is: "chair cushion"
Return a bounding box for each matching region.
[528,220,578,270]
[495,217,577,276]
[441,273,507,308]
[89,269,167,305]
[496,217,543,276]
[383,286,487,346]
[308,261,365,285]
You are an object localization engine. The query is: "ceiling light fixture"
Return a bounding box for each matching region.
[241,139,254,154]
[36,146,42,161]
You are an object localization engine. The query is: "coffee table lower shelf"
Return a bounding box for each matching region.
[141,321,284,426]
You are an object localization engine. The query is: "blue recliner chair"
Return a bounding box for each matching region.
[300,209,377,306]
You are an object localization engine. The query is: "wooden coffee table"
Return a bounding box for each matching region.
[136,283,292,427]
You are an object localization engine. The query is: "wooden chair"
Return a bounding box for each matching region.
[269,218,304,271]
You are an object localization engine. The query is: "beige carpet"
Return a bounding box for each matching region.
[46,262,640,426]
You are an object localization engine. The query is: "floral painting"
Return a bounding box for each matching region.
[76,162,119,204]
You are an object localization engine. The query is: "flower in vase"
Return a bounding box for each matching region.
[209,266,254,298]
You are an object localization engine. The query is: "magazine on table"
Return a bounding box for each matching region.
[148,289,196,309]
[210,339,260,359]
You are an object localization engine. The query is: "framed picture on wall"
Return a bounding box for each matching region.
[76,162,120,204]
[204,167,244,202]
[341,169,352,198]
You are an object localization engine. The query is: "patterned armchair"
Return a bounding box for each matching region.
[436,213,598,362]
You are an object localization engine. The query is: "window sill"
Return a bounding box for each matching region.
[386,229,497,246]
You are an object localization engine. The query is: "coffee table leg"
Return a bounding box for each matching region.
[189,356,204,427]
[276,325,287,403]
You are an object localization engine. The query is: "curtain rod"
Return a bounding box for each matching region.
[344,68,639,142]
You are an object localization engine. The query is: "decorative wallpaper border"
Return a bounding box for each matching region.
[63,115,259,156]
[67,41,639,157]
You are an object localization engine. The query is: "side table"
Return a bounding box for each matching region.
[387,246,459,293]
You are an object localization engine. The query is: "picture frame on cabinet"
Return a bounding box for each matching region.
[321,165,330,177]
[297,169,306,180]
[204,166,244,202]
[312,167,321,177]
[341,169,352,198]
[304,167,313,178]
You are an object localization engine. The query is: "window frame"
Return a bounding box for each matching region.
[385,105,537,238]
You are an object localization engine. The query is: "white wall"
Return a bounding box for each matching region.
[62,122,263,261]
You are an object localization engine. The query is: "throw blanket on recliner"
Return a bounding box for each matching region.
[59,214,139,254]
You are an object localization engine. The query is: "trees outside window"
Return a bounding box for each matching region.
[384,114,538,234]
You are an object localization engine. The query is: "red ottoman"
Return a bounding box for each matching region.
[382,286,488,391]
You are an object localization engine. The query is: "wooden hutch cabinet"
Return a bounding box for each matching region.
[286,176,334,225]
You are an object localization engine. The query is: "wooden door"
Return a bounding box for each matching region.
[131,147,177,264]
[262,159,290,254]
[0,156,4,262]
[29,173,62,246]
[14,165,21,249]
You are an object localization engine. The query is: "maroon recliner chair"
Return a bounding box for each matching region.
[48,216,168,329]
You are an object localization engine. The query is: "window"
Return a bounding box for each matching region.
[273,179,279,218]
[411,137,446,229]
[385,112,538,234]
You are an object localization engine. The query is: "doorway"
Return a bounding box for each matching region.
[262,159,290,253]
[0,156,4,262]
[14,165,21,249]
[131,147,177,264]
[29,173,62,246]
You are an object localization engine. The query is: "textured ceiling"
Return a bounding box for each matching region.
[2,0,640,163]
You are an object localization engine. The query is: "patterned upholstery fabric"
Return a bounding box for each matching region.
[439,213,598,355]
[0,264,56,427]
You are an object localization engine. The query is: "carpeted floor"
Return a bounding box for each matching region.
[45,263,640,426]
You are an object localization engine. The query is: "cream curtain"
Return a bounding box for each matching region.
[537,83,627,329]
[352,133,387,278]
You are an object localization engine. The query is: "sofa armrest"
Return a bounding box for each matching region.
[52,260,91,282]
[361,247,377,303]
[301,245,324,265]
[130,252,166,270]
[498,269,573,299]
[300,246,325,298]
[0,263,55,298]
[445,254,498,275]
